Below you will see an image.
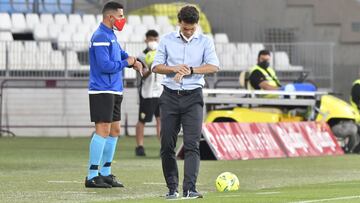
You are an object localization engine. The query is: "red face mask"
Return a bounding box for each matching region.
[112,17,126,31]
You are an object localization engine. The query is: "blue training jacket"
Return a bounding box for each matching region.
[88,23,129,94]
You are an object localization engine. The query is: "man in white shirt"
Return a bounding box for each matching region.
[135,30,163,156]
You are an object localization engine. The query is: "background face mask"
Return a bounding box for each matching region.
[147,41,158,50]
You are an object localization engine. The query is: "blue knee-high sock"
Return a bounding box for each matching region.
[99,136,118,176]
[87,133,106,180]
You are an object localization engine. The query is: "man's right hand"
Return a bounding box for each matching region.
[126,56,136,66]
[173,64,190,76]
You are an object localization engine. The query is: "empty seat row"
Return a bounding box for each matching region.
[0,13,173,33]
[0,0,73,13]
[0,12,100,33]
[0,41,53,52]
[218,51,304,72]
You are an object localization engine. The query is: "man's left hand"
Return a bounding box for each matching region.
[174,73,184,83]
[132,61,143,76]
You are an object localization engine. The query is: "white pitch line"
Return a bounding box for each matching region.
[256,192,281,195]
[143,182,165,185]
[217,191,280,198]
[47,180,82,183]
[216,194,243,198]
[143,182,203,185]
[290,195,360,203]
[38,191,96,194]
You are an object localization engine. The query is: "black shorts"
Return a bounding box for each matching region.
[89,93,123,123]
[138,96,160,123]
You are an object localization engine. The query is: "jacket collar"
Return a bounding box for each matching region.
[100,23,114,34]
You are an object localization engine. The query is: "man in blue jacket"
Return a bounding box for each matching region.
[85,1,142,188]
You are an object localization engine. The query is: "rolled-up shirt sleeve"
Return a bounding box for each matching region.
[151,38,167,70]
[203,37,220,67]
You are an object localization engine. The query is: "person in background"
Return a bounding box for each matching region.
[135,30,162,156]
[248,50,281,90]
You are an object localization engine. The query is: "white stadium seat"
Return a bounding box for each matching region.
[66,51,81,70]
[96,14,102,24]
[50,51,65,70]
[125,43,146,56]
[72,32,88,51]
[0,43,6,70]
[274,52,290,70]
[250,43,265,64]
[38,41,52,51]
[37,52,50,70]
[121,24,133,35]
[22,52,38,70]
[129,34,143,42]
[62,24,77,35]
[0,13,12,31]
[9,51,23,70]
[233,53,249,70]
[142,15,155,26]
[214,33,229,43]
[24,41,38,51]
[215,43,224,53]
[54,14,68,25]
[90,24,98,33]
[124,68,136,79]
[76,24,91,34]
[11,13,27,33]
[7,41,24,52]
[156,16,170,26]
[237,43,251,57]
[34,24,49,41]
[57,33,72,50]
[128,15,141,26]
[82,14,96,26]
[133,24,148,36]
[222,43,238,54]
[40,14,54,25]
[115,31,129,43]
[219,53,234,70]
[68,14,82,25]
[0,32,13,41]
[147,24,161,33]
[48,24,62,41]
[161,25,175,35]
[26,13,40,31]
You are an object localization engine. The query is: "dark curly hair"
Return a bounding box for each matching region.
[177,5,199,24]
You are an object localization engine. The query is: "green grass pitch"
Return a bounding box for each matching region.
[1,136,360,203]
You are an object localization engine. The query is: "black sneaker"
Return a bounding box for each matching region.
[85,176,111,188]
[183,190,203,199]
[100,174,124,187]
[135,146,146,156]
[165,189,179,199]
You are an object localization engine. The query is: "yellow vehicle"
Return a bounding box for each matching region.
[203,87,360,153]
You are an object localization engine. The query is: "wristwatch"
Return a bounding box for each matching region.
[190,66,194,75]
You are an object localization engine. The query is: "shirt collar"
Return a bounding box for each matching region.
[100,23,114,34]
[174,31,200,42]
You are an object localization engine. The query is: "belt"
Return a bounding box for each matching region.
[163,86,201,96]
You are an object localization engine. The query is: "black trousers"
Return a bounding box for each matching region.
[159,87,204,192]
